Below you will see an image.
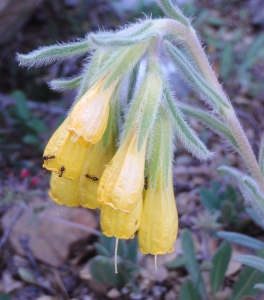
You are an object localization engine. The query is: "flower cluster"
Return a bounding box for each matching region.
[42,63,178,255]
[17,0,217,259]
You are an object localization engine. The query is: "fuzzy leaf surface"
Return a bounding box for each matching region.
[17,40,91,67]
[179,104,239,150]
[164,81,212,160]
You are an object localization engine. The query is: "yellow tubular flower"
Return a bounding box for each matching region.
[78,134,116,210]
[43,117,89,180]
[67,78,117,147]
[100,196,143,239]
[138,174,178,255]
[49,172,80,207]
[97,133,146,213]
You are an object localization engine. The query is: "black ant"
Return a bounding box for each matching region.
[43,155,56,161]
[85,174,99,182]
[37,168,50,177]
[43,168,50,175]
[58,166,65,177]
[144,177,148,190]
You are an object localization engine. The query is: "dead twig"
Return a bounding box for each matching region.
[0,205,23,251]
[20,235,41,277]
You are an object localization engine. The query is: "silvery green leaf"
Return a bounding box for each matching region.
[102,42,149,90]
[242,176,264,212]
[165,41,231,111]
[259,136,264,177]
[164,81,212,161]
[156,0,190,27]
[210,241,232,294]
[235,255,264,273]
[217,165,243,185]
[17,39,91,68]
[254,283,264,290]
[219,166,264,224]
[179,104,239,151]
[217,231,264,250]
[246,207,264,230]
[181,229,207,300]
[217,166,252,205]
[49,75,82,91]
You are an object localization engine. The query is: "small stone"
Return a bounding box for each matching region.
[1,198,98,267]
[36,297,55,300]
[106,288,121,299]
[165,289,177,300]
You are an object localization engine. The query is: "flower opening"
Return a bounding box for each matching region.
[138,174,178,255]
[97,132,146,213]
[67,78,116,147]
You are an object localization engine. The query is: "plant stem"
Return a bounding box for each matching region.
[167,20,264,190]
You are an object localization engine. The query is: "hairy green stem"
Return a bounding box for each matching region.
[157,18,264,190]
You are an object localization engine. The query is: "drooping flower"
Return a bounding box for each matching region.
[100,196,143,239]
[49,172,81,207]
[43,117,89,180]
[97,132,146,213]
[78,133,116,209]
[67,78,117,147]
[138,174,178,255]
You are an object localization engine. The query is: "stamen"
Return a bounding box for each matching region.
[115,238,119,274]
[155,255,158,271]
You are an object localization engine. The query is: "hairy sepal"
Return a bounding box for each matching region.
[49,76,82,91]
[148,105,174,188]
[164,80,213,161]
[122,68,162,152]
[74,49,110,103]
[102,42,148,91]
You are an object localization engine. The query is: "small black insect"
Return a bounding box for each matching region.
[59,166,65,177]
[144,177,149,190]
[43,155,56,160]
[85,174,99,182]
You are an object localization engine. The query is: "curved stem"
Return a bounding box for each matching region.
[163,19,264,190]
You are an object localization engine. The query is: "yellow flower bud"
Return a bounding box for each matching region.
[49,172,80,207]
[100,196,142,239]
[138,175,178,255]
[98,133,146,213]
[67,78,116,147]
[78,134,116,209]
[43,117,89,180]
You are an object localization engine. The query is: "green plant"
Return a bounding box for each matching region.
[90,235,140,290]
[1,90,48,156]
[166,229,264,300]
[16,0,264,296]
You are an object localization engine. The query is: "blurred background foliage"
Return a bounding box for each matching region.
[1,0,264,299]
